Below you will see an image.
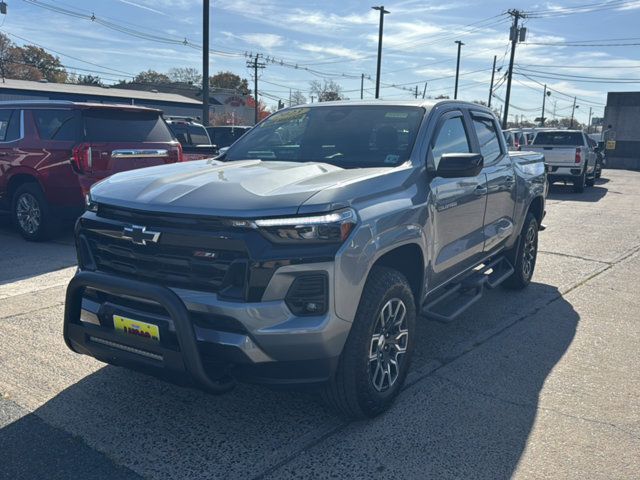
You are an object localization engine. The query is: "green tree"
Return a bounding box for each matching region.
[19,45,67,82]
[309,79,345,102]
[76,74,103,86]
[168,67,201,84]
[210,71,250,93]
[289,89,306,106]
[133,69,171,84]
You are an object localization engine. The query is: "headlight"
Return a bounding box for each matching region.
[254,209,357,243]
[85,192,98,212]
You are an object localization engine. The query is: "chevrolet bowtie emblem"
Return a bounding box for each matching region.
[122,225,161,245]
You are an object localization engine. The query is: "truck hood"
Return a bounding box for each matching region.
[90,159,393,217]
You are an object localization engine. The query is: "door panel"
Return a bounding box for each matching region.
[482,158,516,252]
[427,112,488,288]
[430,174,488,286]
[469,112,517,253]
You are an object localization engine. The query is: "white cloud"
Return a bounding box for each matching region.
[298,44,363,60]
[241,34,284,49]
[115,0,167,16]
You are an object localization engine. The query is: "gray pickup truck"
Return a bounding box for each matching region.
[64,100,546,418]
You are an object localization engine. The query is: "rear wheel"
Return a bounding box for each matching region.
[11,183,54,241]
[503,212,538,290]
[322,266,416,418]
[573,172,586,193]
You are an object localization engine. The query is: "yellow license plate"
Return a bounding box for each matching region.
[113,314,160,342]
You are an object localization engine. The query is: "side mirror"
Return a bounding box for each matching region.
[436,153,484,178]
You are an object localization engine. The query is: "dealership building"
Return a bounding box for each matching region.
[0,78,255,125]
[603,92,640,170]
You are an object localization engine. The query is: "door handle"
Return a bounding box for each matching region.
[474,185,488,195]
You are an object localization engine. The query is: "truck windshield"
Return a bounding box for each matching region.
[83,109,173,142]
[225,105,425,168]
[533,131,583,146]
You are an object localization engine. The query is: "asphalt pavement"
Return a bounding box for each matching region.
[1,170,639,480]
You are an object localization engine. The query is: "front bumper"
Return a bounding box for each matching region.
[64,268,351,388]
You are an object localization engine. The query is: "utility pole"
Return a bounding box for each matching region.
[422,81,428,99]
[454,40,464,100]
[202,0,210,126]
[502,9,525,129]
[570,96,577,128]
[488,55,497,107]
[310,95,315,103]
[361,73,365,100]
[247,54,265,124]
[372,6,389,99]
[587,106,593,133]
[289,89,292,108]
[414,85,419,99]
[541,84,550,126]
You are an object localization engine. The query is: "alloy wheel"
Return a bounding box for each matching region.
[522,223,537,279]
[369,298,409,392]
[16,193,41,235]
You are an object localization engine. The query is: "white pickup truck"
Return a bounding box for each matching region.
[528,130,597,193]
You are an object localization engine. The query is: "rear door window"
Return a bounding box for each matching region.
[83,109,173,142]
[472,115,502,164]
[431,115,471,169]
[34,109,79,141]
[187,125,210,145]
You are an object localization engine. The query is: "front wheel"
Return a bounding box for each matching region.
[322,266,416,419]
[503,212,539,290]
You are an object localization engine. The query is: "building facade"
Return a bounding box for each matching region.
[0,78,203,118]
[603,92,640,170]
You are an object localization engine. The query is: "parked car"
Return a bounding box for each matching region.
[64,100,546,418]
[165,116,219,161]
[503,128,528,151]
[0,101,183,240]
[206,125,251,149]
[528,129,597,192]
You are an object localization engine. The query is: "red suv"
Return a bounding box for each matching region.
[0,101,183,240]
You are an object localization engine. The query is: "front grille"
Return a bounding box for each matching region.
[98,205,226,230]
[85,233,247,293]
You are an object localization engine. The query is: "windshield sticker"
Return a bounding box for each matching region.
[385,112,409,119]
[384,154,400,164]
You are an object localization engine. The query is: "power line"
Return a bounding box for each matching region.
[515,69,640,84]
[515,71,606,106]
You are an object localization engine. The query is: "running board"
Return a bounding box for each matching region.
[421,257,515,324]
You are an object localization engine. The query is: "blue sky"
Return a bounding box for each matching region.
[4,0,640,123]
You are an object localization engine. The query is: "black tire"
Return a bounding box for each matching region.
[573,172,586,193]
[11,183,54,241]
[503,212,538,290]
[586,176,595,187]
[322,266,416,419]
[595,161,602,179]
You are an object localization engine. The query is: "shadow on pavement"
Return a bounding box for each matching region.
[0,283,578,480]
[0,218,76,285]
[547,183,607,202]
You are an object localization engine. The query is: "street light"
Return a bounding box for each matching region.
[571,99,579,128]
[372,6,389,99]
[540,85,551,126]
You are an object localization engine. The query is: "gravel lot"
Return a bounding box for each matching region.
[1,170,639,480]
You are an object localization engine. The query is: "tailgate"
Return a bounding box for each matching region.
[528,146,577,165]
[82,108,180,174]
[91,142,179,174]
